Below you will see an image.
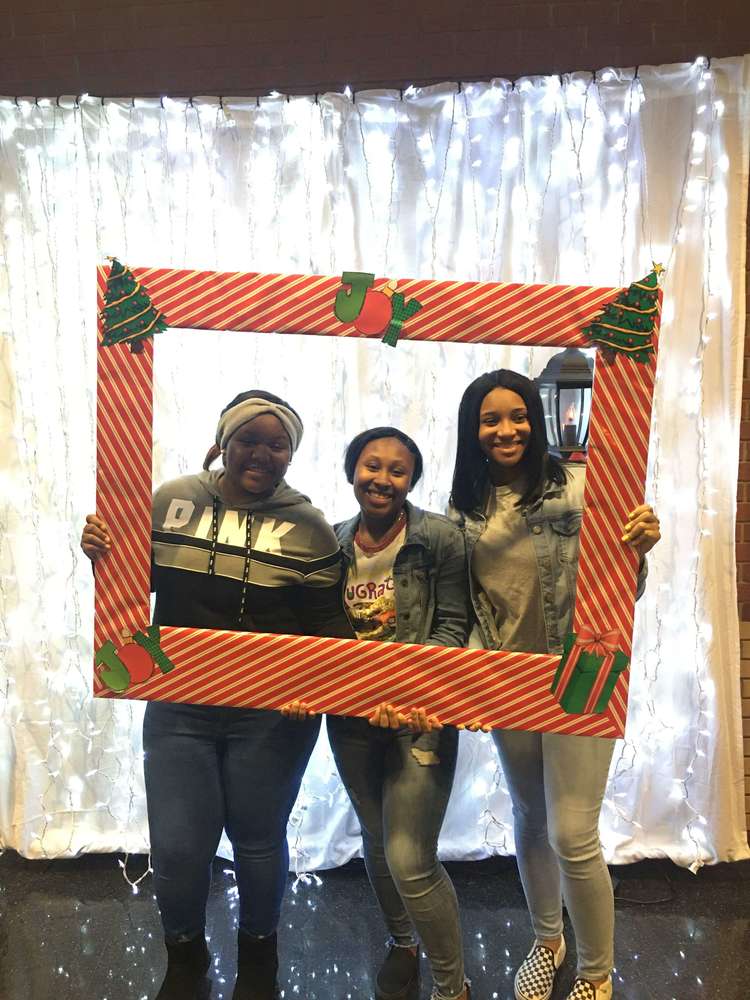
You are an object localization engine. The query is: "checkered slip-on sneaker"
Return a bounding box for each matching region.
[514,937,566,1000]
[565,975,613,1000]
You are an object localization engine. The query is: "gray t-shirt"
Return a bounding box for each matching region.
[471,480,549,654]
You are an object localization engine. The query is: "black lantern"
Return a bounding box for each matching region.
[535,347,594,461]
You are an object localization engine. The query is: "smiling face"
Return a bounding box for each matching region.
[478,387,532,476]
[223,414,292,498]
[353,437,416,523]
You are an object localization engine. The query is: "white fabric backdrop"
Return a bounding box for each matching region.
[0,56,748,869]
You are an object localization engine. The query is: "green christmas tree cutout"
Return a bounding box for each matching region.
[581,264,663,363]
[100,258,168,353]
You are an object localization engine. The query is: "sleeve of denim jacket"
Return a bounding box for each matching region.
[425,516,470,648]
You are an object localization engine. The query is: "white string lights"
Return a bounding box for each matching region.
[0,56,748,868]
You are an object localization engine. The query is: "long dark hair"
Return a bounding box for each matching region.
[344,426,423,487]
[449,369,566,512]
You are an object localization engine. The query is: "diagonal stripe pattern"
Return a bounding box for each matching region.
[93,265,660,738]
[97,627,620,737]
[94,268,152,657]
[130,267,618,346]
[573,312,659,734]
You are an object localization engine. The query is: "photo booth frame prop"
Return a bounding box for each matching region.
[93,264,660,739]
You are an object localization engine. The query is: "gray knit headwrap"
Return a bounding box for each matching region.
[216,398,304,454]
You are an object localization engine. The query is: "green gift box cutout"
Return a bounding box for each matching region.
[551,629,629,715]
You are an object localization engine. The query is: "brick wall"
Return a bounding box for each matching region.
[1,0,748,833]
[0,0,748,97]
[740,194,750,835]
[742,624,750,829]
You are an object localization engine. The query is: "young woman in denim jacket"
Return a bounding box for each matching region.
[290,427,471,1000]
[449,371,660,1000]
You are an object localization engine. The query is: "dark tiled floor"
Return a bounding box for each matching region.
[0,852,747,1000]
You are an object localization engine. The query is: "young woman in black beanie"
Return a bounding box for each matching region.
[82,389,354,1000]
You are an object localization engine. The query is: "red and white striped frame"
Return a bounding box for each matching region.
[94,266,659,738]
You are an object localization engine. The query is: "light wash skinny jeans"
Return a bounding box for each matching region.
[327,715,466,1000]
[493,728,616,981]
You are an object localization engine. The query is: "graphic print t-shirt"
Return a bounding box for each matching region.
[344,527,406,642]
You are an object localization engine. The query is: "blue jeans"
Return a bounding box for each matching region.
[327,715,465,1000]
[493,728,616,980]
[143,700,320,942]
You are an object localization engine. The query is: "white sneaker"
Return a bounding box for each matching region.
[565,975,613,999]
[514,936,566,1000]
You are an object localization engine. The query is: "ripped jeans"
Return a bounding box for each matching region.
[327,715,465,999]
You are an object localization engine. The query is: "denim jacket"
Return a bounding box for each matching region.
[335,501,470,648]
[449,466,647,655]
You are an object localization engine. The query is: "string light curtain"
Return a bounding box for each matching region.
[0,56,748,869]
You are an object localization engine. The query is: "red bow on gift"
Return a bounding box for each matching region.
[574,626,622,659]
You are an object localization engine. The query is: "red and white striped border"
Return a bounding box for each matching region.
[126,267,617,347]
[93,265,660,738]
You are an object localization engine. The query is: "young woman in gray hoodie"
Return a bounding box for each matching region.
[81,389,353,1000]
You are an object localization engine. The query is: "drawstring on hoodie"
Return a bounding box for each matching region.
[208,495,220,576]
[239,510,253,622]
[207,494,253,624]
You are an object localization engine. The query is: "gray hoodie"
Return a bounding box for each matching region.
[151,471,353,638]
